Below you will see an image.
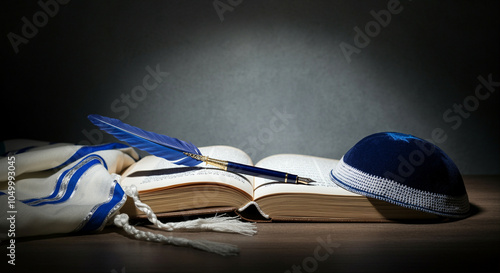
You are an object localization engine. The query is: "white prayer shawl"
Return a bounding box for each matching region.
[0,140,256,256]
[0,141,138,238]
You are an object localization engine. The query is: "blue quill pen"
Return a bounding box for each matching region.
[88,114,314,184]
[88,114,202,167]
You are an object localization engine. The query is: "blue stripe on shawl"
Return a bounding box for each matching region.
[21,155,106,206]
[78,182,126,232]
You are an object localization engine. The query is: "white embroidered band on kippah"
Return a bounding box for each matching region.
[330,157,470,218]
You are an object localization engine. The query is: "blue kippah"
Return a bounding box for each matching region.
[330,132,470,218]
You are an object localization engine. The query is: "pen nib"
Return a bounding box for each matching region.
[297,177,315,185]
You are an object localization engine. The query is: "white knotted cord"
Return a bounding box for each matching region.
[113,213,239,256]
[113,184,257,256]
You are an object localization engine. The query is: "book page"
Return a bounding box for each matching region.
[202,145,253,167]
[253,154,359,200]
[120,145,254,197]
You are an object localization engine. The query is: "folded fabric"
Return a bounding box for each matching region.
[0,141,138,238]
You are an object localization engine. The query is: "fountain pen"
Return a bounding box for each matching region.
[184,152,314,184]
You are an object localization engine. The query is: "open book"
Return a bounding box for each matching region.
[119,146,437,222]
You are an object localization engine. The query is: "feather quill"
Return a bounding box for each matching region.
[87,114,202,166]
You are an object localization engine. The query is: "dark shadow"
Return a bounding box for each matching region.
[128,207,239,225]
[0,225,120,245]
[127,166,204,177]
[368,198,482,224]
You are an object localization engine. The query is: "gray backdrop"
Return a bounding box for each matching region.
[2,0,499,174]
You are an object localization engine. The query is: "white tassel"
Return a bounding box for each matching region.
[123,185,257,236]
[113,213,239,256]
[165,215,257,236]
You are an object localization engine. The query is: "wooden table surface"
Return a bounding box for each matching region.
[2,175,499,273]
